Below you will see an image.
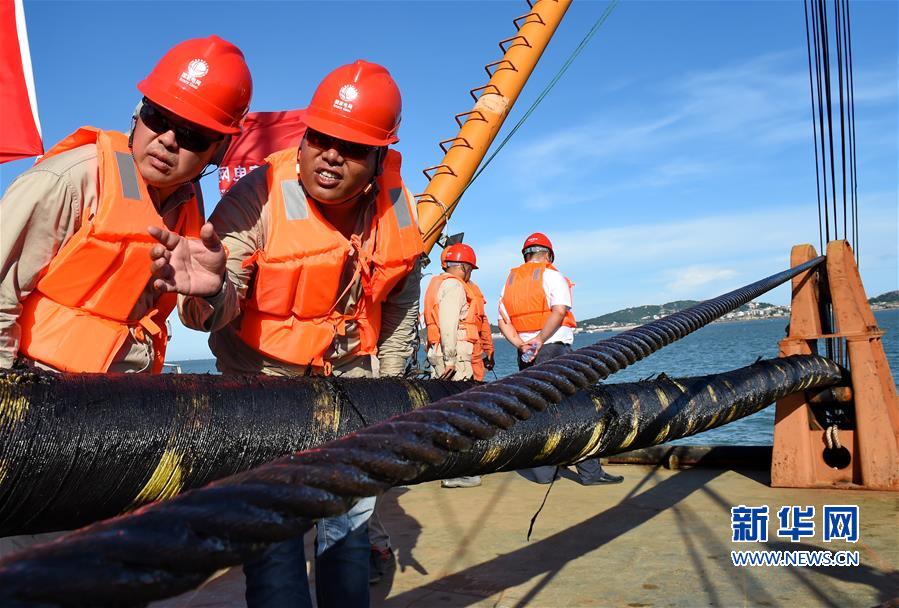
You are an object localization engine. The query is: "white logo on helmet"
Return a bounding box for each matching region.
[333,84,358,113]
[188,59,209,79]
[179,59,209,90]
[339,85,359,102]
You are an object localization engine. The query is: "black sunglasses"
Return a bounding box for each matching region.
[139,99,223,152]
[304,128,379,160]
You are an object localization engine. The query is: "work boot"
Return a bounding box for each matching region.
[579,470,624,485]
[440,476,482,488]
[576,459,623,485]
[369,546,395,585]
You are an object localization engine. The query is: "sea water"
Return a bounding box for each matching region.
[170,309,899,446]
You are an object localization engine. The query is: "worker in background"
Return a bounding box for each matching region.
[0,36,251,374]
[149,60,422,608]
[424,242,485,488]
[468,271,496,382]
[498,232,623,485]
[0,36,251,561]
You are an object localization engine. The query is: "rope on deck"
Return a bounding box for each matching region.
[0,257,826,607]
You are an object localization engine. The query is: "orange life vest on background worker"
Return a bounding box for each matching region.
[17,128,203,373]
[237,147,423,368]
[502,261,577,332]
[423,274,480,348]
[467,281,494,381]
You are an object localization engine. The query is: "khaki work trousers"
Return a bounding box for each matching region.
[427,340,474,381]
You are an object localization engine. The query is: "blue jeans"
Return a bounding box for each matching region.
[518,342,599,482]
[244,496,375,608]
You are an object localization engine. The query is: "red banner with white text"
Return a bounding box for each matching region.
[0,0,43,163]
[218,109,307,194]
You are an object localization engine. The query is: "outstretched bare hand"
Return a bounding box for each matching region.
[149,222,226,297]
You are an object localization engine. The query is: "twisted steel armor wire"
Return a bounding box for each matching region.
[0,258,826,606]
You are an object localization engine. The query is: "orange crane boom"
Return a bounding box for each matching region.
[416,0,572,253]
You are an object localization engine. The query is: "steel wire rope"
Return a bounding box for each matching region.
[834,0,848,247]
[808,0,842,364]
[805,0,858,264]
[422,0,620,246]
[835,0,856,369]
[840,0,853,252]
[0,256,827,607]
[817,0,840,242]
[803,0,825,253]
[810,0,831,244]
[842,0,859,261]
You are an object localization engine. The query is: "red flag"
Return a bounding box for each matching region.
[0,0,42,163]
[218,109,307,194]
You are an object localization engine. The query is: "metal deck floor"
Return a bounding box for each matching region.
[153,464,898,607]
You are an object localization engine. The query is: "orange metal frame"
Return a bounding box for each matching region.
[415,0,572,254]
[771,241,899,490]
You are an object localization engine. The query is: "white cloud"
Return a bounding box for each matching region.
[852,68,899,104]
[497,53,897,211]
[466,195,896,316]
[663,266,739,294]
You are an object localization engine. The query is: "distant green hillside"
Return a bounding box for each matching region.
[487,292,895,333]
[578,300,778,327]
[869,291,899,305]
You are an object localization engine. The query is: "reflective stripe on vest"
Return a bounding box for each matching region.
[282,180,310,220]
[501,262,576,333]
[237,147,424,367]
[423,274,479,347]
[18,128,203,373]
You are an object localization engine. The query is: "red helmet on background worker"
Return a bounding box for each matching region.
[522,232,554,259]
[442,243,478,269]
[138,36,252,135]
[304,60,402,146]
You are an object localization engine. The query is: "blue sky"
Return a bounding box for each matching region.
[2,1,896,360]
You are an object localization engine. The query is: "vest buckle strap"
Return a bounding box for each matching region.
[133,309,163,343]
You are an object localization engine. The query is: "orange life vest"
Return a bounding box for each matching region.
[468,281,491,350]
[17,127,203,373]
[423,274,479,347]
[501,262,576,333]
[467,281,494,381]
[237,147,423,368]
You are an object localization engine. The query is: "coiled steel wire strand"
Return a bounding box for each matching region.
[0,257,828,606]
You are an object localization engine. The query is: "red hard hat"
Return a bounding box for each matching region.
[138,36,252,135]
[443,243,478,269]
[522,232,553,255]
[304,60,401,146]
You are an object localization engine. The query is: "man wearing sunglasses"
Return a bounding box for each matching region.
[0,36,252,374]
[150,61,423,607]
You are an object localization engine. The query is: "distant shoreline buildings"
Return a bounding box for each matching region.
[578,302,792,334]
[490,291,898,338]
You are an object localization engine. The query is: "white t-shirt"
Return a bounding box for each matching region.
[498,267,574,345]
